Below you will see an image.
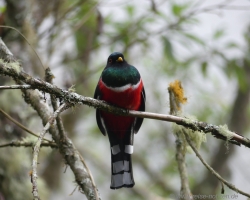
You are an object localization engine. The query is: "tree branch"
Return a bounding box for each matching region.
[0,140,57,148]
[0,53,249,148]
[0,39,100,200]
[31,103,69,200]
[0,84,32,89]
[0,36,250,199]
[44,68,100,200]
[183,129,250,198]
[169,81,193,200]
[23,85,100,200]
[0,108,53,142]
[44,68,67,144]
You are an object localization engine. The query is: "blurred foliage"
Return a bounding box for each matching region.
[0,0,250,200]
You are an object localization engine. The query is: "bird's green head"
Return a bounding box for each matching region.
[102,52,140,87]
[106,52,125,66]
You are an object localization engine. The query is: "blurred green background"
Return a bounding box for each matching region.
[0,0,250,199]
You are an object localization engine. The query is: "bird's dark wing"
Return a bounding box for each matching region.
[94,83,106,136]
[94,82,100,99]
[134,86,146,134]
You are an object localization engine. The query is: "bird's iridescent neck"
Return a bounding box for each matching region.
[101,65,140,88]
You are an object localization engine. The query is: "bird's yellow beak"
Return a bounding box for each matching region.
[116,57,123,62]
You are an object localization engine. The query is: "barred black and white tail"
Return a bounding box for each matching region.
[110,144,134,189]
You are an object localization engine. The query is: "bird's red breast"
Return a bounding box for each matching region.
[98,78,143,139]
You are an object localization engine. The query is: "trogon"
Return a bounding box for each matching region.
[94,52,146,189]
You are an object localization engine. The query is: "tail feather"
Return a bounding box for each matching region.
[110,144,134,189]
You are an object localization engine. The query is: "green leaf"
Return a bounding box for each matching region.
[225,42,239,49]
[183,33,205,46]
[201,61,208,76]
[235,66,248,92]
[225,60,237,78]
[162,36,174,61]
[213,29,225,40]
[0,6,6,13]
[183,56,198,66]
[172,3,189,16]
[125,5,135,16]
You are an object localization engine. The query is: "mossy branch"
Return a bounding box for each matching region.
[0,38,250,200]
[0,56,249,148]
[0,38,101,200]
[169,81,193,200]
[31,103,69,200]
[0,140,57,148]
[183,129,250,198]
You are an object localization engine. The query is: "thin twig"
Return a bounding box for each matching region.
[156,0,236,34]
[0,38,100,200]
[54,1,101,49]
[45,68,100,200]
[0,140,57,148]
[31,103,69,200]
[1,59,250,148]
[79,154,100,199]
[0,37,249,200]
[17,78,100,200]
[56,133,101,200]
[0,108,53,142]
[45,68,66,140]
[183,129,250,198]
[0,84,32,89]
[218,5,250,10]
[0,25,45,69]
[169,82,193,200]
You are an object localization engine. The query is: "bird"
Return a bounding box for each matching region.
[94,52,146,189]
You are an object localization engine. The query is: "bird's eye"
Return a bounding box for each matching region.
[108,58,112,63]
